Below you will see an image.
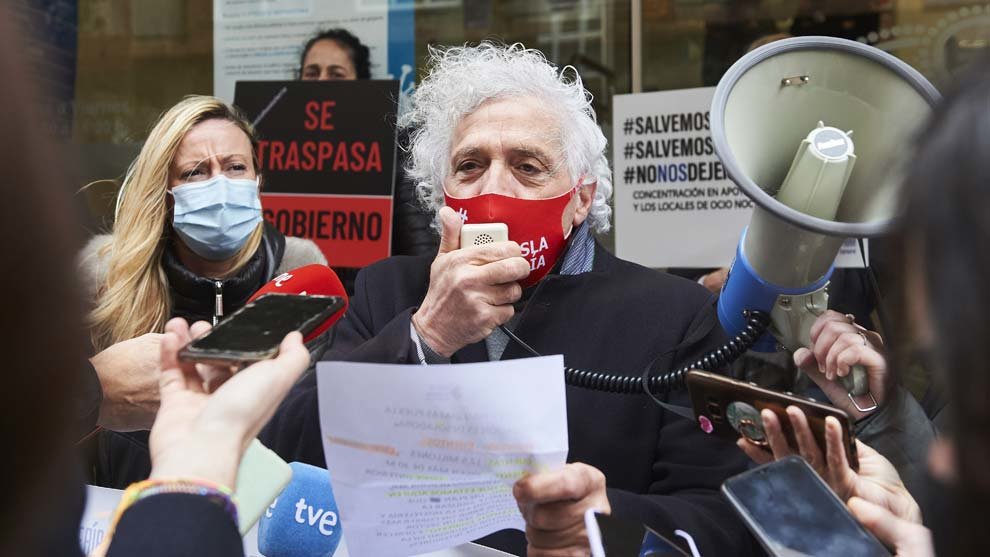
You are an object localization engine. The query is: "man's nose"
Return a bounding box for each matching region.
[478,162,515,195]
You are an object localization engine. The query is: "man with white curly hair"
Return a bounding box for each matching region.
[264,42,758,556]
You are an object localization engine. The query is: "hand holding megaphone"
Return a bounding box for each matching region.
[792,310,889,419]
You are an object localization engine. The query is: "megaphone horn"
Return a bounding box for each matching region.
[710,37,940,412]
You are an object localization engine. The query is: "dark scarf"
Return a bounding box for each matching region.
[162,222,286,324]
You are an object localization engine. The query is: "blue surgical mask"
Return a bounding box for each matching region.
[170,174,262,261]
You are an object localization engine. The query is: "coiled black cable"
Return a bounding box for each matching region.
[500,310,771,396]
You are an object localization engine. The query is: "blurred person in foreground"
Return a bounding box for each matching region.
[264,42,759,557]
[0,10,311,556]
[79,96,327,487]
[737,58,990,556]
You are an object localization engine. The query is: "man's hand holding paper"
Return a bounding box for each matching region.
[317,356,569,556]
[514,463,611,556]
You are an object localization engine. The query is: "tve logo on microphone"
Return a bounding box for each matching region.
[258,462,343,557]
[267,493,337,535]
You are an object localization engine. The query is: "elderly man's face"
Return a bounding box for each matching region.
[445,96,595,232]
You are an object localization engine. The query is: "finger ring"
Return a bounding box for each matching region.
[844,313,856,324]
[857,331,868,346]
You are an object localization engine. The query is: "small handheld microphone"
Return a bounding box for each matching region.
[258,462,343,557]
[249,264,349,342]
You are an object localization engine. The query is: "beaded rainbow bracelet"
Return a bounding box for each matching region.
[92,478,238,556]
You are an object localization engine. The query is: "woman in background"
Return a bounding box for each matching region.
[298,28,437,266]
[80,95,327,487]
[299,28,371,80]
[83,96,326,349]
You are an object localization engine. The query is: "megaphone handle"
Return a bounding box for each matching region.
[771,288,879,413]
[796,298,878,412]
[839,364,878,412]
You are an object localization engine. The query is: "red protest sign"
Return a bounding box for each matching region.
[235,80,398,268]
[262,193,392,268]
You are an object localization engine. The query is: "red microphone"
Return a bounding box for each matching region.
[249,264,349,342]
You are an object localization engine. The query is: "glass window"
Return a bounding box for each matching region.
[20,0,990,230]
[640,1,990,92]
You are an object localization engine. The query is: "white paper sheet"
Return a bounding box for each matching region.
[317,356,569,557]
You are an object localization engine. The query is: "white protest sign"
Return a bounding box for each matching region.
[213,1,415,105]
[612,87,866,269]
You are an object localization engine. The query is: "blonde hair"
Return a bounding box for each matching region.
[89,95,263,351]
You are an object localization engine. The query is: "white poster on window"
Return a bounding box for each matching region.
[612,87,867,270]
[212,0,415,105]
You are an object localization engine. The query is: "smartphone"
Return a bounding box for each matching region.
[722,456,891,557]
[461,223,509,248]
[179,293,345,365]
[686,370,858,470]
[585,509,693,557]
[235,439,293,534]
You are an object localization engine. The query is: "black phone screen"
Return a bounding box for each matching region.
[723,457,891,557]
[188,294,344,355]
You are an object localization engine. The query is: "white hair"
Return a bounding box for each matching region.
[399,42,613,233]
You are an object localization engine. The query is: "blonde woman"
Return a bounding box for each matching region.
[80,95,326,487]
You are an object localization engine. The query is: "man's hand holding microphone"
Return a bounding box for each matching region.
[411,206,530,357]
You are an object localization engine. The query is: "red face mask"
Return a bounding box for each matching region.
[444,186,578,288]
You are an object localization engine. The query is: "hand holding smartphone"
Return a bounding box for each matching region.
[179,293,345,366]
[686,370,858,470]
[722,456,892,556]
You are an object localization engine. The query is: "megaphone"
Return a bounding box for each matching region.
[711,37,940,411]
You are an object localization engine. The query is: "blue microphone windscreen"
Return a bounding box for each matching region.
[258,462,343,557]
